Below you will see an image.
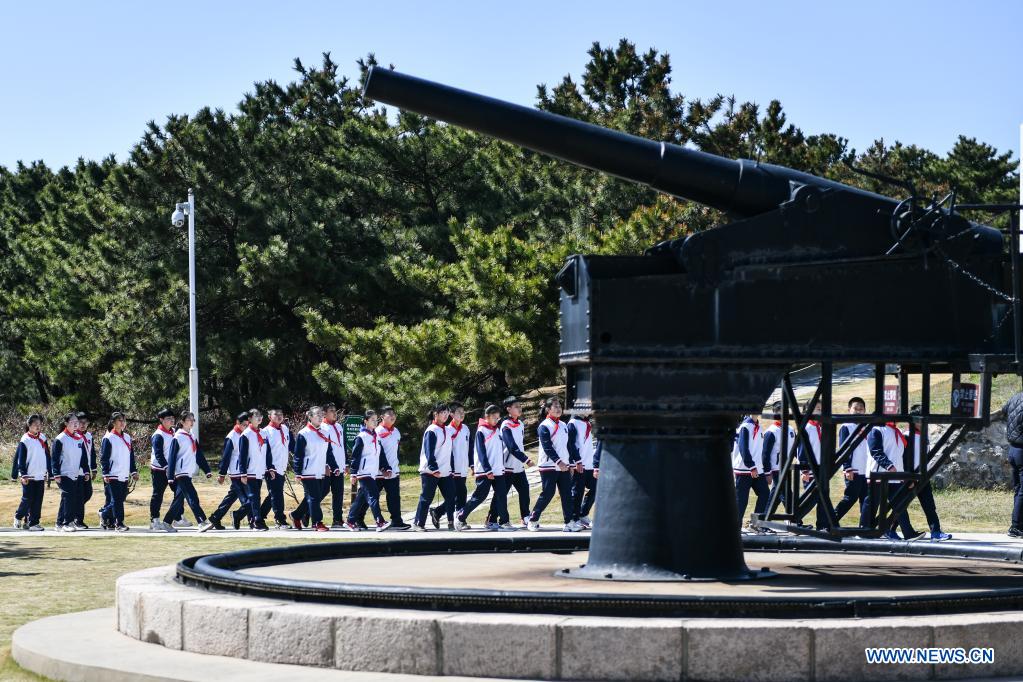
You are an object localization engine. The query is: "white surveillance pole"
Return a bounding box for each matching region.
[187,188,199,439]
[172,190,200,440]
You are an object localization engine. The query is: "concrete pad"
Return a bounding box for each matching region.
[812,618,933,682]
[686,620,811,682]
[930,612,1023,679]
[12,608,494,681]
[559,616,684,681]
[335,607,445,675]
[248,601,341,667]
[182,596,285,658]
[440,612,564,679]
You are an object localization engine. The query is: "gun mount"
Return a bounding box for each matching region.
[365,67,1020,581]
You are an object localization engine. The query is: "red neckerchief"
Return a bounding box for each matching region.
[360,426,377,446]
[269,423,289,445]
[233,425,244,434]
[111,429,131,451]
[63,428,83,443]
[307,423,332,443]
[27,431,49,454]
[450,420,464,437]
[178,429,197,452]
[378,424,396,439]
[885,422,907,447]
[752,421,759,438]
[479,419,501,442]
[247,425,265,447]
[546,418,560,437]
[583,419,591,441]
[808,419,822,441]
[324,419,342,445]
[158,424,174,436]
[431,420,448,445]
[773,420,783,428]
[505,418,521,428]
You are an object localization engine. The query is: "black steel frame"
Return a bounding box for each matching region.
[754,207,1023,539]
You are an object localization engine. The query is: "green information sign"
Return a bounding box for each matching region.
[342,415,363,457]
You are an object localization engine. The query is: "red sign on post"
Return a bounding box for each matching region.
[883,385,900,414]
[951,382,979,418]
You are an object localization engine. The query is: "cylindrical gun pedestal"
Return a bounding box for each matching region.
[568,417,766,581]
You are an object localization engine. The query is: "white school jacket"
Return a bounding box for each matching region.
[536,418,570,471]
[262,423,291,474]
[103,431,134,482]
[568,417,596,470]
[53,429,87,478]
[762,421,796,473]
[241,426,268,478]
[838,422,871,475]
[448,422,471,477]
[375,424,401,479]
[867,424,907,480]
[473,421,505,476]
[419,422,452,476]
[18,433,49,481]
[501,418,527,474]
[731,418,762,474]
[352,428,383,479]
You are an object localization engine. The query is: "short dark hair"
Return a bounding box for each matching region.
[484,404,500,416]
[63,412,78,425]
[448,401,464,412]
[157,408,174,420]
[502,396,520,409]
[363,410,377,423]
[107,412,125,430]
[848,396,866,409]
[76,411,90,422]
[771,401,782,419]
[248,408,262,420]
[428,403,449,421]
[323,402,336,411]
[235,411,250,423]
[379,405,395,416]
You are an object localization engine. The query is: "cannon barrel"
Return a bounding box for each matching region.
[364,68,895,217]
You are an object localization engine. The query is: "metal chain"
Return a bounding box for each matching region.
[986,305,1014,343]
[934,244,1015,303]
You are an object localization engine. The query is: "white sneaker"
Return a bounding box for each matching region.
[454,519,470,531]
[485,522,501,531]
[172,519,192,528]
[12,515,21,529]
[578,516,591,529]
[197,520,213,533]
[498,523,518,532]
[163,521,178,533]
[563,522,581,532]
[28,524,44,532]
[521,517,529,528]
[527,519,540,532]
[150,519,169,533]
[64,524,77,533]
[72,521,88,530]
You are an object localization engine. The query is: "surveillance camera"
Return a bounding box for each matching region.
[171,208,185,228]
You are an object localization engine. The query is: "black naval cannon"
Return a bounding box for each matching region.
[364,68,1019,581]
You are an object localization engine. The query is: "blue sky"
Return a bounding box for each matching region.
[1,0,1020,170]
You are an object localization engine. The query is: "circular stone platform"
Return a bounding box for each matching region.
[176,534,1023,618]
[116,560,1023,681]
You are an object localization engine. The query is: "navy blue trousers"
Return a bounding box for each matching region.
[16,480,45,526]
[354,477,403,524]
[834,473,868,524]
[348,477,384,524]
[150,468,169,520]
[735,473,770,528]
[210,478,250,523]
[56,476,82,526]
[530,470,572,524]
[259,473,287,525]
[864,479,915,536]
[415,474,454,527]
[103,479,128,526]
[460,475,508,523]
[164,476,206,524]
[571,469,598,521]
[494,470,530,523]
[1010,446,1023,529]
[299,478,326,525]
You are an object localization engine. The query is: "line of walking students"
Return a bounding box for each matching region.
[731,396,952,541]
[10,395,601,533]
